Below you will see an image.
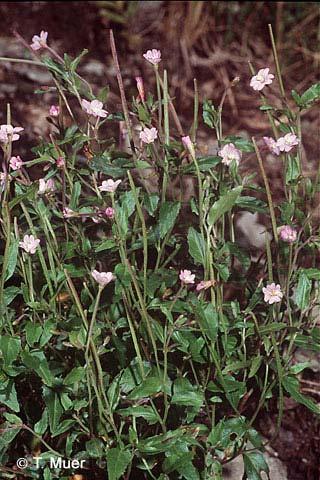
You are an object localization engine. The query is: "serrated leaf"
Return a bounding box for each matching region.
[106,448,132,480]
[243,451,269,480]
[4,238,19,282]
[25,322,42,347]
[63,367,85,385]
[34,409,48,435]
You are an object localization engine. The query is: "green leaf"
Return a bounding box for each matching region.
[34,409,48,435]
[0,380,20,412]
[235,196,267,213]
[63,367,85,385]
[21,351,55,386]
[286,155,300,184]
[183,156,221,173]
[5,238,19,282]
[3,286,20,306]
[128,375,171,400]
[51,419,75,438]
[195,302,218,342]
[106,448,132,480]
[282,376,320,415]
[95,239,117,252]
[86,438,104,458]
[0,336,21,366]
[243,451,269,480]
[143,193,159,217]
[43,390,64,433]
[70,181,81,209]
[249,356,262,378]
[3,413,22,424]
[300,82,320,106]
[187,227,206,266]
[202,99,218,129]
[294,272,311,310]
[159,202,181,238]
[172,378,204,411]
[118,405,159,425]
[0,421,21,452]
[208,186,243,225]
[223,136,254,152]
[25,322,42,347]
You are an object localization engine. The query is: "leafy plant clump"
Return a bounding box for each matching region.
[0,25,319,480]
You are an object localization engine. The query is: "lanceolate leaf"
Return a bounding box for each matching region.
[208,186,243,225]
[243,451,269,480]
[187,227,206,266]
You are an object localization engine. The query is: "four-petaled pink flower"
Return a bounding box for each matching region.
[276,133,299,153]
[49,105,60,117]
[0,124,24,144]
[81,99,108,118]
[38,178,55,194]
[91,270,115,288]
[143,49,161,65]
[262,283,283,304]
[179,269,195,285]
[9,156,23,170]
[135,76,145,102]
[19,234,40,254]
[99,179,121,193]
[105,207,115,219]
[250,68,274,91]
[218,143,242,166]
[30,31,48,51]
[278,225,297,243]
[263,136,280,156]
[182,136,195,159]
[140,127,158,144]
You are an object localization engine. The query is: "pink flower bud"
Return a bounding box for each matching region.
[105,207,115,219]
[182,136,195,159]
[56,157,65,168]
[135,76,145,102]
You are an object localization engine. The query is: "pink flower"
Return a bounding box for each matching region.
[38,178,55,194]
[278,225,297,243]
[56,156,65,168]
[276,133,299,153]
[143,49,161,65]
[179,269,195,285]
[0,124,24,144]
[263,136,280,156]
[63,207,75,218]
[182,136,195,158]
[98,179,121,193]
[196,280,216,291]
[30,31,48,51]
[19,234,40,254]
[49,105,60,117]
[250,68,274,91]
[135,76,145,102]
[9,156,23,170]
[91,270,115,288]
[81,99,108,118]
[105,207,115,219]
[218,143,242,166]
[139,127,158,144]
[262,283,283,304]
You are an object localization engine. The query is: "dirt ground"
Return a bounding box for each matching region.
[0,2,319,479]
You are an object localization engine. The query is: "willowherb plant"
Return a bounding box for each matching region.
[0,24,319,480]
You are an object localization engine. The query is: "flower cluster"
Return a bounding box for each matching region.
[264,133,299,155]
[143,49,161,65]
